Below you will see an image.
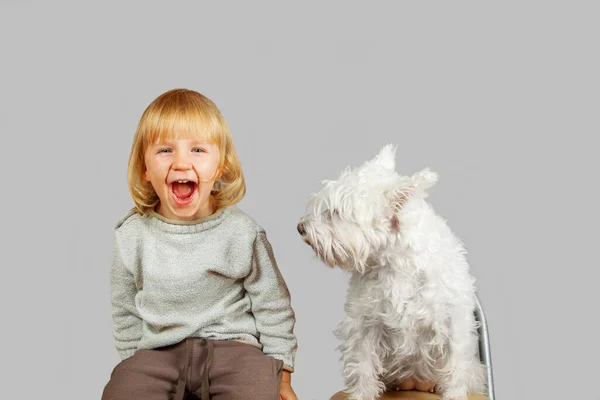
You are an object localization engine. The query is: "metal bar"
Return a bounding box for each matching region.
[475,294,496,400]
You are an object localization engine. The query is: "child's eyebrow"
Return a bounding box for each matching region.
[151,140,211,146]
[151,142,171,148]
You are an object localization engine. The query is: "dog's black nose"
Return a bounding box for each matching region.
[297,223,306,236]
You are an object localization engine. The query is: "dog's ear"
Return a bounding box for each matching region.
[374,143,397,171]
[387,168,438,213]
[387,186,415,214]
[356,144,397,184]
[411,167,438,192]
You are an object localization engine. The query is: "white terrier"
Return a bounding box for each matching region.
[297,145,486,400]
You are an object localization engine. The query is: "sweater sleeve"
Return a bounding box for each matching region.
[110,230,143,360]
[244,228,298,372]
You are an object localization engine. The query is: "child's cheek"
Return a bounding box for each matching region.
[196,164,220,182]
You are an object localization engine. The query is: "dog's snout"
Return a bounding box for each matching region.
[297,223,306,236]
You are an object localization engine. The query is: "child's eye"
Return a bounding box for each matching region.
[192,148,206,153]
[158,148,171,153]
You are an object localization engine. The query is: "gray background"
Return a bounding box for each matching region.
[1,1,598,399]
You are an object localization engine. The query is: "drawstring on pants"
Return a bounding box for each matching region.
[174,338,214,400]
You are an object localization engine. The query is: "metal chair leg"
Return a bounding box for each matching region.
[474,294,496,400]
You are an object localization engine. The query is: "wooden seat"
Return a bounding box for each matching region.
[330,390,489,400]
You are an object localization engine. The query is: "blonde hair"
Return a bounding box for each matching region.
[127,88,246,215]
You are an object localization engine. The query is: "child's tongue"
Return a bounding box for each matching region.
[172,182,195,199]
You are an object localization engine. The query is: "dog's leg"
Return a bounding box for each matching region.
[336,319,386,400]
[436,304,486,400]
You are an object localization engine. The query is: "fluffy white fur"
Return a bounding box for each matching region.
[297,145,486,400]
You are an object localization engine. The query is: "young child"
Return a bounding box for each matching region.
[102,89,298,400]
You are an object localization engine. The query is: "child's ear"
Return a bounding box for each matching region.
[143,169,150,182]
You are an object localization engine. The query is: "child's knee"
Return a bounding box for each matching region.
[214,353,283,400]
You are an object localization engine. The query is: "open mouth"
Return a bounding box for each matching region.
[169,180,198,206]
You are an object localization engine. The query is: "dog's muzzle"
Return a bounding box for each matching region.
[297,222,306,236]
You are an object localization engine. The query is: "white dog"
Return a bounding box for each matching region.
[297,145,486,400]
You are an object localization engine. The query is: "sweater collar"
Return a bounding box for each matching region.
[148,206,231,233]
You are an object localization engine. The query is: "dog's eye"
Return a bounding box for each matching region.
[321,209,339,219]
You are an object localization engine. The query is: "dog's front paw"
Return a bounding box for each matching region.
[392,377,437,393]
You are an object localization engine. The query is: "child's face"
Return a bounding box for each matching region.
[143,138,221,221]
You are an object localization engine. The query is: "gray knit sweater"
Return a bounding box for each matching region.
[109,205,297,371]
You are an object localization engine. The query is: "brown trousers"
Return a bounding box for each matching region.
[102,337,284,400]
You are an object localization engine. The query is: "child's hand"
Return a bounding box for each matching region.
[279,382,297,400]
[279,371,298,400]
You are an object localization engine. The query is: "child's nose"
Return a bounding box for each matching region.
[173,153,192,170]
